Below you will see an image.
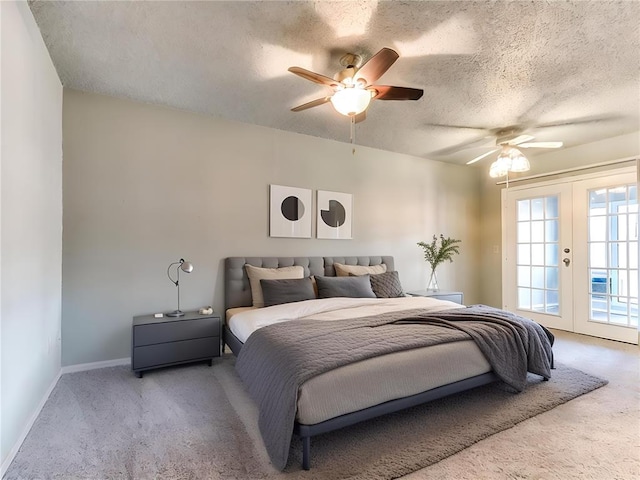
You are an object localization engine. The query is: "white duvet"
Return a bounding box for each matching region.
[227,296,462,343]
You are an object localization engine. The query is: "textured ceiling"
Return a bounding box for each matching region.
[29,0,640,166]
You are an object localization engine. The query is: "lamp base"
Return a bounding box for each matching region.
[166,310,185,317]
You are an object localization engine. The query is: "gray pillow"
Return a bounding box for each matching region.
[315,275,376,299]
[369,271,404,298]
[260,277,316,307]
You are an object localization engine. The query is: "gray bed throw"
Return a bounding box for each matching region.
[235,304,554,470]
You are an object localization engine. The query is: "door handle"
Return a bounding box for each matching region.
[563,258,571,266]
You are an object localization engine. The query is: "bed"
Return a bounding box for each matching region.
[224,256,554,471]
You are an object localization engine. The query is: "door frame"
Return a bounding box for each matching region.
[500,166,638,342]
[501,183,574,331]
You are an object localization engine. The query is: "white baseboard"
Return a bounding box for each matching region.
[1,370,62,478]
[61,357,130,374]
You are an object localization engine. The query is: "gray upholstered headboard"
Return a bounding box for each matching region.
[224,256,394,310]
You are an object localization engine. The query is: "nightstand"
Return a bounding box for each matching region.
[407,290,464,304]
[131,311,221,378]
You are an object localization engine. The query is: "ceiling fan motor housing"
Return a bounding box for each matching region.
[495,127,524,145]
[334,66,357,83]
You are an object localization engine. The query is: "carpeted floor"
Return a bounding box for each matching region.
[5,349,609,480]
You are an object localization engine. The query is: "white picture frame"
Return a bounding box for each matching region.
[269,185,312,238]
[316,190,352,239]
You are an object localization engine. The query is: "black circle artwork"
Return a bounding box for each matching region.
[321,200,346,227]
[281,196,305,221]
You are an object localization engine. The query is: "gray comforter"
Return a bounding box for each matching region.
[235,304,554,470]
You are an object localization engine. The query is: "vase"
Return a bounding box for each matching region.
[427,269,439,291]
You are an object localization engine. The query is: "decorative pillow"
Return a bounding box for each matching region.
[315,275,376,299]
[369,271,404,298]
[260,278,316,307]
[245,264,304,307]
[334,262,387,277]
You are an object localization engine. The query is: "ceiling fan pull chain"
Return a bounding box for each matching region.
[350,115,355,145]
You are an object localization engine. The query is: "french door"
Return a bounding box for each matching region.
[503,168,638,344]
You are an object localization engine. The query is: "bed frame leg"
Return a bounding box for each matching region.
[302,436,311,470]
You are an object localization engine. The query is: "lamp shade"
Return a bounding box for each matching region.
[330,87,372,116]
[489,146,530,178]
[180,261,194,273]
[510,152,530,172]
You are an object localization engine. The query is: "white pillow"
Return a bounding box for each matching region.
[334,262,387,277]
[244,264,305,307]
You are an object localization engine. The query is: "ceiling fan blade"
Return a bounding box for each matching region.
[426,123,489,130]
[431,136,495,156]
[507,134,535,145]
[518,141,563,149]
[534,114,622,129]
[354,111,366,123]
[354,47,399,85]
[371,85,423,101]
[288,67,339,87]
[466,148,500,165]
[291,96,331,112]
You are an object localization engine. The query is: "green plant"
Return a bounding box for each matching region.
[417,235,462,270]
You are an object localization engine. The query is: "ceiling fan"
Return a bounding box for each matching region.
[431,113,622,166]
[464,128,563,165]
[288,47,423,122]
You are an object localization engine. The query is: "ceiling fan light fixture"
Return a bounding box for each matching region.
[489,146,530,178]
[489,158,510,178]
[510,153,530,172]
[330,87,372,116]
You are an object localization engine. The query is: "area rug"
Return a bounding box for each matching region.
[5,354,607,480]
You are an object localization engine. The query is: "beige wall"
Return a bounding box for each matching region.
[478,131,640,309]
[62,90,483,366]
[1,1,63,471]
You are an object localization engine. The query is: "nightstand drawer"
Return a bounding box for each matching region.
[132,336,220,370]
[133,317,220,347]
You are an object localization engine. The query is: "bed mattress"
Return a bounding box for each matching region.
[227,296,490,425]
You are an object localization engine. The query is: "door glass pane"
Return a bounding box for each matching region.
[608,186,628,214]
[589,216,606,241]
[531,244,545,265]
[545,290,559,314]
[531,221,544,242]
[546,267,559,289]
[590,268,607,294]
[518,287,531,309]
[588,184,638,327]
[517,266,531,287]
[545,196,558,218]
[531,198,544,220]
[546,244,558,265]
[545,219,558,242]
[518,199,530,221]
[630,242,638,269]
[590,243,606,268]
[518,244,531,264]
[610,214,627,240]
[532,266,545,288]
[516,194,561,316]
[532,289,545,312]
[609,243,626,268]
[517,222,530,243]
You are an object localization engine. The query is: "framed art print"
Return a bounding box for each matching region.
[317,190,352,239]
[269,185,312,238]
